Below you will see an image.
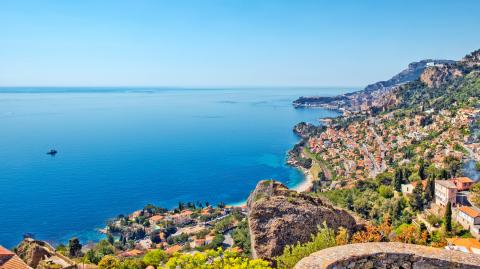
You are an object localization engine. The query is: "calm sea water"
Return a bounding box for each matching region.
[0,87,352,248]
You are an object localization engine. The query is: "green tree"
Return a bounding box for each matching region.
[68,237,82,257]
[378,185,394,199]
[393,168,402,192]
[470,183,480,207]
[162,249,271,269]
[419,161,426,180]
[424,178,435,202]
[445,201,452,233]
[409,181,424,211]
[232,219,251,255]
[143,249,168,267]
[118,259,144,269]
[98,255,120,269]
[275,224,336,269]
[107,233,115,245]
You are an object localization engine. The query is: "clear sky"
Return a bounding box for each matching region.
[1,0,479,87]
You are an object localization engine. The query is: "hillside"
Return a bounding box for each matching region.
[292,59,455,113]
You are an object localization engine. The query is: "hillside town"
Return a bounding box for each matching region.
[2,50,480,269]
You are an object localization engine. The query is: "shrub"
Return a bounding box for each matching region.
[275,224,336,269]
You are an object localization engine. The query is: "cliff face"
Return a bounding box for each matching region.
[15,238,76,269]
[420,64,463,88]
[292,59,454,111]
[364,59,455,92]
[246,180,359,261]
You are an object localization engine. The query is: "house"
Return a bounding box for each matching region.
[452,177,474,191]
[445,238,480,255]
[172,210,194,225]
[401,180,427,194]
[149,215,164,225]
[454,206,480,239]
[0,245,30,269]
[119,249,145,257]
[435,180,457,207]
[165,244,182,255]
[205,234,215,245]
[192,239,206,248]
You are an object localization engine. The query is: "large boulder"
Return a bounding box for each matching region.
[15,238,76,269]
[246,180,360,261]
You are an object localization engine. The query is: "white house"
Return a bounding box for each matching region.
[435,180,457,207]
[454,206,480,239]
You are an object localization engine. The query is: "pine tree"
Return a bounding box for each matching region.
[393,168,402,192]
[419,161,426,180]
[68,237,82,257]
[424,178,435,202]
[410,180,424,211]
[445,201,452,232]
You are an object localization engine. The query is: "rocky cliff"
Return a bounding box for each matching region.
[15,238,76,269]
[246,180,360,261]
[364,59,455,92]
[292,59,454,111]
[420,64,463,88]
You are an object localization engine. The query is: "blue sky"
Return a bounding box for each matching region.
[1,0,479,87]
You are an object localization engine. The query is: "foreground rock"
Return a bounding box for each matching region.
[15,238,76,269]
[246,180,359,261]
[295,242,480,269]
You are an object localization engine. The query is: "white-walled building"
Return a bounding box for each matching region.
[435,180,457,207]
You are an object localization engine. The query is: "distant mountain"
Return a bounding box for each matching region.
[363,59,455,92]
[293,59,455,112]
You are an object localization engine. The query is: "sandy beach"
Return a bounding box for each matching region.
[292,167,315,192]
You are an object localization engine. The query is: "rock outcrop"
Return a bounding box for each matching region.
[246,180,360,261]
[420,64,463,88]
[364,59,455,92]
[292,59,454,111]
[15,238,76,269]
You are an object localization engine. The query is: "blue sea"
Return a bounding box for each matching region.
[0,87,352,248]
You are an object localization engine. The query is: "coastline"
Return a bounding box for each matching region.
[291,166,315,192]
[228,166,314,207]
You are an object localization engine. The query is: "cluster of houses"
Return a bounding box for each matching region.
[306,107,479,184]
[109,204,246,258]
[403,176,480,254]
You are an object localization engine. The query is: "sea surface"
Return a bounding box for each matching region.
[0,87,353,248]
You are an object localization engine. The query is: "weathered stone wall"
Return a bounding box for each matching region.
[295,242,480,269]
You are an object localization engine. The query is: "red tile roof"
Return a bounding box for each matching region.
[459,206,480,219]
[0,246,29,269]
[454,177,474,183]
[0,246,13,257]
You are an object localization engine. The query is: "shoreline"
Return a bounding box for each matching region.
[228,166,314,207]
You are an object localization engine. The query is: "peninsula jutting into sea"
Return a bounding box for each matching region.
[2,1,480,268]
[2,48,480,269]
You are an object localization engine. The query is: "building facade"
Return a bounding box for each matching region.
[435,180,457,207]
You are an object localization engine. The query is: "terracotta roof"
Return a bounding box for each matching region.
[458,206,480,219]
[0,255,30,269]
[165,245,182,254]
[0,246,13,257]
[119,249,145,257]
[411,180,427,189]
[0,246,29,269]
[454,177,474,183]
[447,238,480,253]
[149,215,164,222]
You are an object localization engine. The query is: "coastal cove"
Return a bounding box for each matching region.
[0,87,352,248]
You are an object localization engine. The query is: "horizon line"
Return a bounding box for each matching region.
[0,85,362,89]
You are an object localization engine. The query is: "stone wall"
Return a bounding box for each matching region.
[295,242,480,269]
